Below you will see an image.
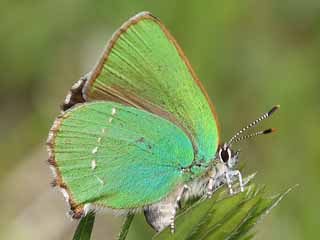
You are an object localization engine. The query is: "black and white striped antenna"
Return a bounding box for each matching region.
[227,105,280,146]
[230,128,277,145]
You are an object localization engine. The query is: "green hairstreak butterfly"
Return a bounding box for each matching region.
[47,11,279,233]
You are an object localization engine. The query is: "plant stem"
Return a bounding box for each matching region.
[117,213,135,240]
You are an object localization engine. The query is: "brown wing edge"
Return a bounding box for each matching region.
[82,11,221,144]
[46,113,85,219]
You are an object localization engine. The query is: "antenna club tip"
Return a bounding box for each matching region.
[271,127,277,133]
[268,105,280,116]
[263,128,277,134]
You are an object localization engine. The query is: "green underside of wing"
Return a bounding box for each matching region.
[86,14,219,163]
[53,102,195,208]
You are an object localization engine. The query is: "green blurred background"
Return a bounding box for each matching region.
[1,0,319,239]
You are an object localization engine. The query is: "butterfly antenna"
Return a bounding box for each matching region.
[227,105,280,146]
[231,128,277,145]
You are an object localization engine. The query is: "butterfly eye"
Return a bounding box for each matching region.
[219,148,230,163]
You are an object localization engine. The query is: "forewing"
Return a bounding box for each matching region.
[82,12,219,162]
[48,102,194,213]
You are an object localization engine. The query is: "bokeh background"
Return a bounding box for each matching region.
[1,0,319,239]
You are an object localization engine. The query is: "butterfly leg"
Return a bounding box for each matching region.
[207,177,215,198]
[225,171,234,195]
[207,165,225,198]
[230,170,244,192]
[225,170,244,194]
[169,184,189,233]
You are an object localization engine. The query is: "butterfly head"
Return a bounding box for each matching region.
[218,105,280,169]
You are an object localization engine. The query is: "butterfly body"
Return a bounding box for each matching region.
[48,11,273,233]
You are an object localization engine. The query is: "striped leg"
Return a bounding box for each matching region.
[225,170,244,195]
[225,171,234,195]
[170,184,189,233]
[207,177,215,198]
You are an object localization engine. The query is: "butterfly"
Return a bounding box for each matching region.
[47,11,279,233]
